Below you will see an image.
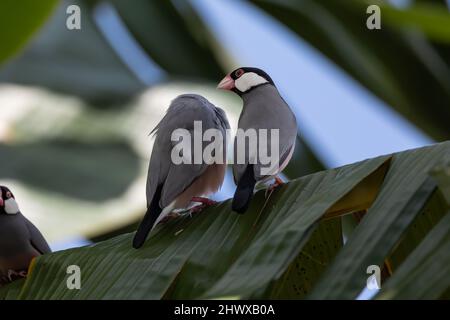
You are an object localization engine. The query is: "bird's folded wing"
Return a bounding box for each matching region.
[25,218,51,254]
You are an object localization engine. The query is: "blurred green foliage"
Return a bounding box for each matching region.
[0,140,139,201]
[0,0,58,64]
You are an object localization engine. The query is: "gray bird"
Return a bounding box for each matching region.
[0,186,51,286]
[133,94,230,248]
[218,67,297,213]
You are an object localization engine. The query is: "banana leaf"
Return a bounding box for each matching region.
[1,142,448,299]
[385,187,448,273]
[377,211,450,299]
[1,147,391,299]
[266,218,343,299]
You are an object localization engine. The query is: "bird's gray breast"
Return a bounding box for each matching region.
[234,85,297,181]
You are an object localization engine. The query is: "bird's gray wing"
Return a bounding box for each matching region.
[160,143,208,207]
[148,94,228,208]
[233,88,297,182]
[24,218,51,254]
[232,138,296,183]
[252,123,296,180]
[145,142,167,207]
[159,121,218,207]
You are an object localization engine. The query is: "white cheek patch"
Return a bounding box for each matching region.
[5,198,19,214]
[235,72,268,92]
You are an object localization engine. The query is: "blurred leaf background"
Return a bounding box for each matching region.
[0,0,449,298]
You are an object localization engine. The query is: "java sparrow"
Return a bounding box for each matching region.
[133,94,230,248]
[218,67,297,213]
[0,186,51,286]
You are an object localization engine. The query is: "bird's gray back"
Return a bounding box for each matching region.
[146,94,229,207]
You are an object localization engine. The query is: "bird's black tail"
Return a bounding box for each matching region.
[232,164,257,214]
[133,185,163,249]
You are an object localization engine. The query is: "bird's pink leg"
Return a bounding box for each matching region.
[189,197,218,214]
[265,176,284,198]
[191,197,218,206]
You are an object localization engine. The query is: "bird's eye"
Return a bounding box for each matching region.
[235,69,244,78]
[6,191,12,198]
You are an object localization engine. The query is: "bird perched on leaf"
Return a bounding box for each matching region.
[218,67,297,213]
[0,186,51,287]
[133,94,230,249]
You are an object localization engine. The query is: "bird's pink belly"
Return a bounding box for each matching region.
[174,163,226,208]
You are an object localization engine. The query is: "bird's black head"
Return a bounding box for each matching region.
[0,185,20,215]
[217,67,275,95]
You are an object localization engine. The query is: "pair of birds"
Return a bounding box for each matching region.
[0,67,296,285]
[133,67,297,248]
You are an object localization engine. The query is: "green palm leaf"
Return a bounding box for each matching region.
[250,0,450,140]
[308,140,449,299]
[1,141,448,300]
[377,211,450,299]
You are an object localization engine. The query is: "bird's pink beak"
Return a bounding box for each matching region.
[217,74,235,90]
[0,198,3,207]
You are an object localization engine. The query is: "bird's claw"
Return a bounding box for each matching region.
[191,197,217,206]
[7,269,27,282]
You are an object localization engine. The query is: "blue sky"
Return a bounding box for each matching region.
[193,0,432,168]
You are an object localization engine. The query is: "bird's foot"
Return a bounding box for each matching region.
[173,198,218,219]
[188,197,218,216]
[191,197,218,206]
[7,269,27,282]
[189,204,207,215]
[265,176,284,198]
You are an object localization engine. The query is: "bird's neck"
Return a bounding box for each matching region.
[241,84,280,105]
